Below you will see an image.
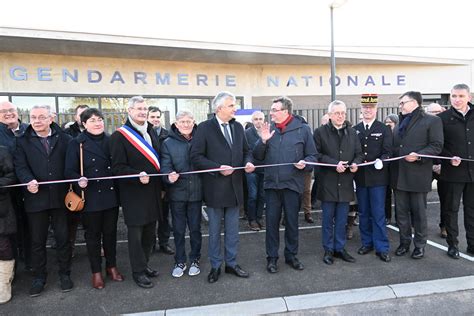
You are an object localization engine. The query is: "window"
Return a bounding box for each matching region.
[145,98,175,127]
[177,98,211,123]
[11,96,56,124]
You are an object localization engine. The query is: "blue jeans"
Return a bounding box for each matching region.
[246,173,265,222]
[206,206,239,269]
[321,201,349,252]
[356,186,389,253]
[265,189,300,260]
[170,201,202,264]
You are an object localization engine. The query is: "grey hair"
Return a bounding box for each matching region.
[175,110,194,121]
[452,83,470,93]
[212,91,236,112]
[128,96,145,109]
[251,111,264,119]
[328,100,346,113]
[31,105,52,116]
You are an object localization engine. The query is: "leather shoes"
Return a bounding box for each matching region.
[106,267,124,281]
[466,246,474,255]
[133,274,154,288]
[334,249,356,263]
[207,267,221,283]
[411,247,425,259]
[248,221,260,231]
[447,246,460,259]
[145,267,159,278]
[357,246,374,255]
[376,252,391,262]
[159,244,175,255]
[323,250,334,265]
[285,257,304,270]
[225,264,249,278]
[266,258,278,273]
[92,272,104,289]
[304,213,314,224]
[395,245,410,256]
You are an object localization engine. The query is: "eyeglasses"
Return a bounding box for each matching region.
[270,108,286,113]
[30,115,50,121]
[330,111,346,116]
[399,100,414,106]
[176,120,193,125]
[0,108,17,114]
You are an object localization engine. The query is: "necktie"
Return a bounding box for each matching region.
[40,137,50,155]
[365,124,369,132]
[221,123,233,146]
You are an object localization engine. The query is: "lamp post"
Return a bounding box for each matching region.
[329,0,347,101]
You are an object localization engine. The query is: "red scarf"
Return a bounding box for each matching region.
[275,115,293,132]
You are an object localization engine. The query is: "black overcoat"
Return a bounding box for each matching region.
[14,123,72,212]
[354,120,392,187]
[0,146,16,235]
[390,107,444,192]
[110,119,162,226]
[439,103,474,183]
[190,116,252,208]
[314,120,363,202]
[65,132,119,212]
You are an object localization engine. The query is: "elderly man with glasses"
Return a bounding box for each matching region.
[390,91,443,259]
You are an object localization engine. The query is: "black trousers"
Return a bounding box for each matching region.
[127,221,156,274]
[157,200,170,247]
[81,207,119,273]
[11,189,31,267]
[394,190,428,248]
[437,179,449,228]
[27,208,71,280]
[443,182,474,248]
[0,235,13,260]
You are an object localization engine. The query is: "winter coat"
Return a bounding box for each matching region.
[253,115,317,194]
[14,123,72,212]
[160,124,202,202]
[0,146,16,235]
[314,120,363,202]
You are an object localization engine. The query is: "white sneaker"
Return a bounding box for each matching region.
[172,263,187,278]
[188,260,201,276]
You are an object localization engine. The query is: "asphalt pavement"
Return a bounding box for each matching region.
[2,190,474,315]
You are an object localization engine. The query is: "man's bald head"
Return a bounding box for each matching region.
[426,103,445,115]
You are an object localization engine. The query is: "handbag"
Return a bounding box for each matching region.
[65,143,85,212]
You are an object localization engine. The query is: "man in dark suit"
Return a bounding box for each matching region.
[354,94,392,262]
[147,106,174,255]
[110,96,162,288]
[438,83,474,258]
[14,105,73,297]
[190,91,255,283]
[391,91,443,259]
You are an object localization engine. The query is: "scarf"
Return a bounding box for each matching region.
[275,114,293,132]
[128,116,152,146]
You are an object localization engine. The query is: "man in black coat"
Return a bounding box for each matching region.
[438,83,474,258]
[391,91,443,259]
[314,100,363,265]
[147,106,174,256]
[14,105,73,297]
[354,94,392,262]
[190,91,254,284]
[63,104,89,138]
[110,96,162,289]
[254,97,317,273]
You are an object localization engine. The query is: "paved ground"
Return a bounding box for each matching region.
[3,190,474,315]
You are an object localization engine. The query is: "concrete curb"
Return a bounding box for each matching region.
[124,275,474,315]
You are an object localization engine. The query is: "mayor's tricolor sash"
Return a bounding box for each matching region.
[117,125,160,171]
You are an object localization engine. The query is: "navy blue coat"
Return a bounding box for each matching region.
[190,116,252,208]
[14,123,72,212]
[245,126,264,174]
[0,146,16,235]
[253,115,317,194]
[0,121,28,153]
[314,120,363,202]
[354,120,392,187]
[161,124,202,202]
[65,132,119,212]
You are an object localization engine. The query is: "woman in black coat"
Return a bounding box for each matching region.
[64,108,123,290]
[0,146,16,304]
